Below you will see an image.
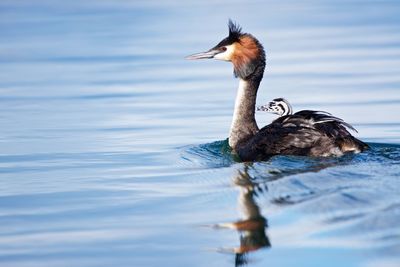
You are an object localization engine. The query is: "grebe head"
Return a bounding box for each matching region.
[186,20,265,79]
[257,98,293,116]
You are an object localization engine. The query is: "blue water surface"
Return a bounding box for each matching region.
[1,1,400,266]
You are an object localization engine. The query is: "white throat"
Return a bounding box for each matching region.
[230,79,248,134]
[228,79,259,148]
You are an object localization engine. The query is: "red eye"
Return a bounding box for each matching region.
[220,46,227,52]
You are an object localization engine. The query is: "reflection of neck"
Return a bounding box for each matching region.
[229,75,261,149]
[233,170,270,261]
[238,186,261,220]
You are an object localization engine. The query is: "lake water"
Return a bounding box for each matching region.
[1,1,400,266]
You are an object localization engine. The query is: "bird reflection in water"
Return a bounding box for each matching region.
[214,165,270,266]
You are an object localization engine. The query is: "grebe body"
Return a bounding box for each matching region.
[187,21,368,161]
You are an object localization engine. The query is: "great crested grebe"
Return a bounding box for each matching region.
[186,20,368,161]
[257,98,293,117]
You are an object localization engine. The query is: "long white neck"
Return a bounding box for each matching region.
[229,79,259,149]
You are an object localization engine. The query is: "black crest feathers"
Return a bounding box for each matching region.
[228,19,242,42]
[213,19,244,48]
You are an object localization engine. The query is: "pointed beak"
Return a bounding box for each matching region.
[185,49,221,60]
[257,105,267,111]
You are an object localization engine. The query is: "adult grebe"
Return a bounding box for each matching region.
[257,98,293,117]
[186,20,368,161]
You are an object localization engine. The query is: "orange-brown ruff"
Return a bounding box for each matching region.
[186,20,368,161]
[231,36,261,78]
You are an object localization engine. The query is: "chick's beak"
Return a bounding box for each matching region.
[185,48,222,60]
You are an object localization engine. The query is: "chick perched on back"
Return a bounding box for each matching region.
[186,20,369,161]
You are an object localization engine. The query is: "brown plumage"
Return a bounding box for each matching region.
[237,110,368,161]
[231,35,262,79]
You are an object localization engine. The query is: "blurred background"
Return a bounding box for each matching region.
[1,1,400,266]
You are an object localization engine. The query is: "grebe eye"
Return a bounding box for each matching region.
[220,46,227,52]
